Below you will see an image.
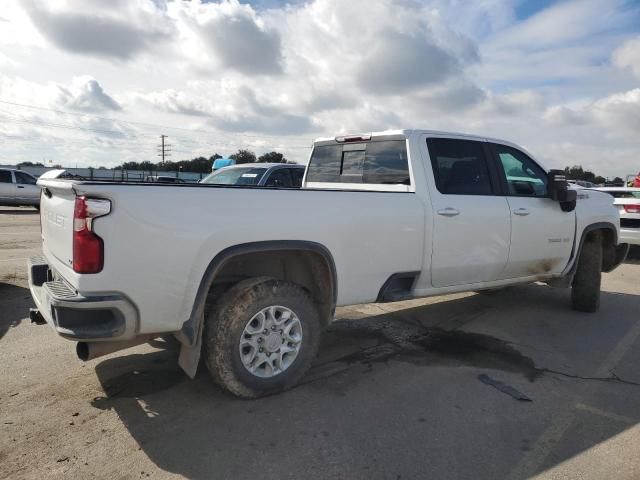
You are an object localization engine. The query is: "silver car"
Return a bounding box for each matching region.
[0,169,41,208]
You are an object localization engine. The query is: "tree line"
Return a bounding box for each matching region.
[116,150,289,173]
[563,165,623,185]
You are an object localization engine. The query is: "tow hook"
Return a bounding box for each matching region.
[29,308,46,325]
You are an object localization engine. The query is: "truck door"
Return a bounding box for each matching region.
[489,143,574,278]
[425,137,511,287]
[0,170,15,204]
[13,171,40,204]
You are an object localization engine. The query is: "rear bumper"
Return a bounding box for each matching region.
[28,256,138,341]
[620,228,640,246]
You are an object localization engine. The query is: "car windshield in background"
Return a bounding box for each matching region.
[605,190,640,199]
[201,168,267,186]
[306,140,410,185]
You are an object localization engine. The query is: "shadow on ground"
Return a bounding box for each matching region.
[89,284,640,480]
[0,282,31,340]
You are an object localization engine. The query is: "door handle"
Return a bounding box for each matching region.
[17,186,25,189]
[513,208,530,216]
[437,207,460,217]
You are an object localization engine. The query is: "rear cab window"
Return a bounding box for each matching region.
[305,136,411,192]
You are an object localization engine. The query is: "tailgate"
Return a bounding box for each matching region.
[38,177,76,270]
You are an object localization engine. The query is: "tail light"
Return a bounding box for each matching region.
[623,204,640,214]
[73,196,111,274]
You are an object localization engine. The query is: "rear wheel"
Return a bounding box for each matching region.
[571,232,602,312]
[203,278,321,398]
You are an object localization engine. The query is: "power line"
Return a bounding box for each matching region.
[0,98,316,144]
[0,109,145,138]
[0,109,313,152]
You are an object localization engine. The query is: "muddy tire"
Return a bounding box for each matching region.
[203,277,321,398]
[571,232,602,312]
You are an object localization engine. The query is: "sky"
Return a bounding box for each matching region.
[0,0,639,177]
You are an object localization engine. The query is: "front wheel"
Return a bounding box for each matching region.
[203,278,321,398]
[571,232,602,312]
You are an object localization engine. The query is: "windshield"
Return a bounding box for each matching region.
[201,167,267,186]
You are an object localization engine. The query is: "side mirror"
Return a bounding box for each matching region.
[548,170,577,212]
[548,169,568,201]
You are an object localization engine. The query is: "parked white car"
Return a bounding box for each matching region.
[29,129,628,398]
[592,187,640,245]
[0,168,40,208]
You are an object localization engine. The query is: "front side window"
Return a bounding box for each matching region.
[15,172,37,185]
[426,138,493,195]
[265,169,293,188]
[306,140,410,186]
[492,144,548,197]
[0,170,12,183]
[289,168,304,187]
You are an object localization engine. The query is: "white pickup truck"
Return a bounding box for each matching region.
[28,129,628,398]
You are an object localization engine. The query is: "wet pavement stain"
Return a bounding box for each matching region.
[312,317,542,382]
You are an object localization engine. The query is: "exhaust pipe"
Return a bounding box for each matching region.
[76,334,158,361]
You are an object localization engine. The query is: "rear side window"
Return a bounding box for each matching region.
[0,170,12,183]
[426,138,493,195]
[306,140,410,185]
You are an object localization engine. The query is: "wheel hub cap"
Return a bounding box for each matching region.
[239,305,303,378]
[265,332,282,352]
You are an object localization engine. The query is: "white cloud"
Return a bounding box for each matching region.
[23,0,174,60]
[56,76,122,112]
[613,36,640,79]
[591,88,640,132]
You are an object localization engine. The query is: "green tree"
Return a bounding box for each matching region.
[116,152,224,173]
[121,161,141,170]
[17,161,45,167]
[230,149,257,164]
[258,151,286,163]
[564,165,596,182]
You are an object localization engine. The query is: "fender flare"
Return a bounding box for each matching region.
[176,240,337,378]
[550,222,620,288]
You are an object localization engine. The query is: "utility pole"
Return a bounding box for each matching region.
[157,134,171,165]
